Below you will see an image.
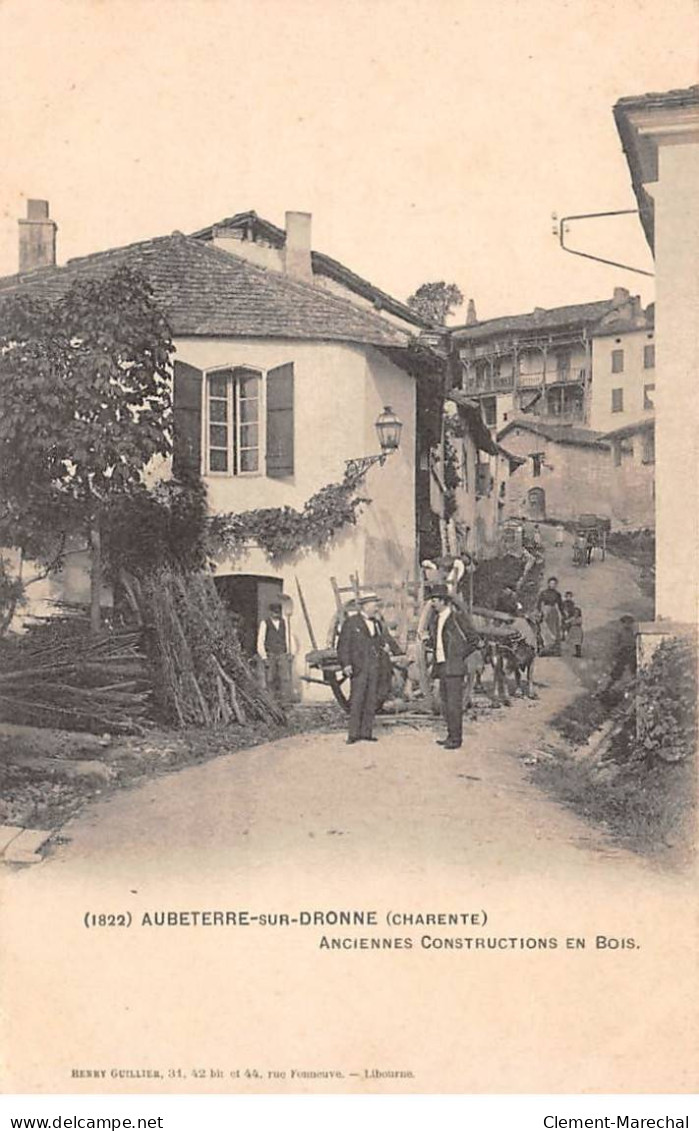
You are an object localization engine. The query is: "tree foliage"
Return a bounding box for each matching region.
[636,637,696,764]
[406,281,464,326]
[0,267,174,628]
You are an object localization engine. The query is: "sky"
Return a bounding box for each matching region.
[0,0,696,322]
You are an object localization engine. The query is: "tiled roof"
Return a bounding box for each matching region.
[0,232,415,350]
[614,85,699,114]
[447,390,499,454]
[613,86,699,252]
[190,210,429,329]
[451,299,615,342]
[601,416,655,442]
[497,418,609,448]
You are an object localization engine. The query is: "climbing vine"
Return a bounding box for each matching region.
[208,470,371,564]
[442,413,465,522]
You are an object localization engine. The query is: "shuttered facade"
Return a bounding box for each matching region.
[172,359,294,478]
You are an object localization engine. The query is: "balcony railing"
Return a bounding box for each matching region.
[462,366,588,395]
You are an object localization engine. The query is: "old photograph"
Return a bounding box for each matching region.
[0,0,697,1097]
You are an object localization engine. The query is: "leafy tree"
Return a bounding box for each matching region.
[407,281,464,326]
[0,267,174,632]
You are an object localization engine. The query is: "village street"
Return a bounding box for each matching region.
[2,537,657,884]
[3,537,696,1096]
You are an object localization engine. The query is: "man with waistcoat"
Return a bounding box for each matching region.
[337,592,384,744]
[429,583,480,750]
[257,601,291,703]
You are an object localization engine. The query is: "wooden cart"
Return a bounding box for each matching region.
[572,514,611,565]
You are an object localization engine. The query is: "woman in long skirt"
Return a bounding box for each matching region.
[537,576,564,655]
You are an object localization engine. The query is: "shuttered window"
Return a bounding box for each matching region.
[266,363,294,478]
[192,361,294,478]
[173,361,203,476]
[206,367,261,475]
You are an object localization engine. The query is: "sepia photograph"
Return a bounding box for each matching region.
[0,0,697,1098]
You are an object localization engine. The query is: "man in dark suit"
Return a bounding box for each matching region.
[337,592,384,744]
[429,583,480,750]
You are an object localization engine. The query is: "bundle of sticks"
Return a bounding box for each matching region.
[0,622,151,734]
[139,568,286,728]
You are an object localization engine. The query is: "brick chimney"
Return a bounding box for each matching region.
[19,200,57,272]
[466,298,478,325]
[284,211,313,283]
[613,286,630,306]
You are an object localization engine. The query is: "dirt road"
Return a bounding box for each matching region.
[3,538,695,1096]
[3,538,655,884]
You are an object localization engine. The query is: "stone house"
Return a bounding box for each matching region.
[588,301,656,433]
[600,417,655,531]
[450,290,641,433]
[496,419,612,524]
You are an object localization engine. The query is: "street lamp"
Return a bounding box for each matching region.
[345,406,403,480]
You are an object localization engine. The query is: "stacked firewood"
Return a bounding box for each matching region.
[0,621,151,734]
[139,568,286,728]
[0,569,285,734]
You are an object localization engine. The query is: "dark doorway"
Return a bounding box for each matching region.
[528,487,546,521]
[214,574,283,656]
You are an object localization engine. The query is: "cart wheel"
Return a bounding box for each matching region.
[326,669,351,713]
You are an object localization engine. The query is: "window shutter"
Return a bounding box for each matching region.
[266,363,294,478]
[173,361,203,476]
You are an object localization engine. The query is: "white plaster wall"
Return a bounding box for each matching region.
[361,346,417,584]
[653,141,699,625]
[173,337,368,509]
[174,337,417,700]
[589,328,656,432]
[495,392,516,430]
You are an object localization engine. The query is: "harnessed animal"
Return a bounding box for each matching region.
[480,615,538,704]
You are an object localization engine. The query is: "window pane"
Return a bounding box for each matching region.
[240,423,259,448]
[209,398,228,422]
[238,373,260,398]
[209,424,228,448]
[209,374,229,398]
[240,448,259,472]
[239,395,259,423]
[210,449,228,472]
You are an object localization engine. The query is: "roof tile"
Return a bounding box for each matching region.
[0,232,414,350]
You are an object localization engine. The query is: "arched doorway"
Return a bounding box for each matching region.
[528,487,546,521]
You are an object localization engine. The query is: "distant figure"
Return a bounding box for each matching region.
[561,590,576,639]
[568,606,584,658]
[573,531,587,566]
[537,576,564,655]
[337,592,384,744]
[532,524,543,551]
[555,524,565,548]
[257,601,292,703]
[585,530,595,565]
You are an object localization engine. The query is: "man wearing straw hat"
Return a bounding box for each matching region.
[337,592,384,744]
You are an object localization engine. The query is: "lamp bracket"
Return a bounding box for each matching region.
[344,452,389,481]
